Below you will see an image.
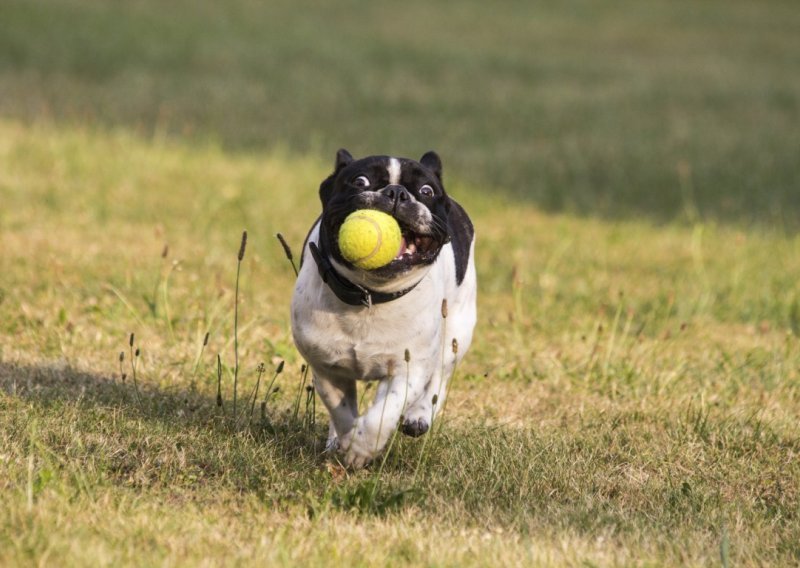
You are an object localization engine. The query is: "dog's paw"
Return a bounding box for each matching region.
[401,416,429,437]
[343,450,372,470]
[339,432,376,469]
[341,443,373,470]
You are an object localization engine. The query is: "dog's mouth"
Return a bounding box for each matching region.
[328,205,447,275]
[393,226,440,266]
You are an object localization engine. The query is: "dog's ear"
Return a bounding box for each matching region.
[319,148,354,207]
[335,148,353,170]
[420,151,442,182]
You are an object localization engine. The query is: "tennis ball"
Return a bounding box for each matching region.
[338,209,402,270]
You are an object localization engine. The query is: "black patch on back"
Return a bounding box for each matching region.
[447,198,474,285]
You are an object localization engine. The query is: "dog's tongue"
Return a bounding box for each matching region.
[395,236,407,259]
[395,235,419,259]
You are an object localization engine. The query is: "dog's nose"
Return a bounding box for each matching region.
[383,184,410,203]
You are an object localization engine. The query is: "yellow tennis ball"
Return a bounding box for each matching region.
[338,210,402,270]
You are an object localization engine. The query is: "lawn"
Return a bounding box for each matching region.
[1,1,799,566]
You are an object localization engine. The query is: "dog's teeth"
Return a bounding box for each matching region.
[396,237,408,259]
[407,243,417,254]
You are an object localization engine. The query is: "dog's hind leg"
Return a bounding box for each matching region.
[312,372,357,451]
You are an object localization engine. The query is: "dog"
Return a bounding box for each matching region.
[291,149,476,468]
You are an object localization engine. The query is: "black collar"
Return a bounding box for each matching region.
[308,235,419,308]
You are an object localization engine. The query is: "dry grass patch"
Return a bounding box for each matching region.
[1,121,799,566]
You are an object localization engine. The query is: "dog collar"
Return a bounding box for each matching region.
[308,238,419,308]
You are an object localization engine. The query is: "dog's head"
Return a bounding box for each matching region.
[318,149,451,289]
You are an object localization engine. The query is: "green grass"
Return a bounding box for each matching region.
[1,0,800,566]
[2,120,799,567]
[2,0,800,224]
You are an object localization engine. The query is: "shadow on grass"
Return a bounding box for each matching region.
[1,358,239,428]
[2,0,799,229]
[0,359,330,479]
[3,359,800,563]
[0,359,424,516]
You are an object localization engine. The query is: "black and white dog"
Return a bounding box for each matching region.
[291,149,476,468]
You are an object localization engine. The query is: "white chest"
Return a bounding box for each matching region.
[292,274,443,382]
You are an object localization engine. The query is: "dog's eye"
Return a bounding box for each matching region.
[419,184,434,197]
[352,175,371,189]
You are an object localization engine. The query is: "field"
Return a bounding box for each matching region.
[1,0,799,566]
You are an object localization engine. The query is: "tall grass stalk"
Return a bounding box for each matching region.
[128,333,143,410]
[146,243,168,317]
[118,351,126,383]
[434,299,448,421]
[233,230,247,421]
[248,362,266,425]
[191,331,210,384]
[161,259,179,343]
[216,354,224,409]
[435,338,460,430]
[412,394,437,486]
[276,233,298,277]
[292,364,310,422]
[368,351,410,504]
[255,360,284,425]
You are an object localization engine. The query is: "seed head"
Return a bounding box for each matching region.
[135,348,140,357]
[276,360,285,374]
[305,385,314,393]
[404,348,411,363]
[432,394,438,405]
[238,230,248,261]
[441,299,448,319]
[129,333,135,347]
[119,351,124,363]
[203,332,210,346]
[276,233,293,261]
[216,354,223,407]
[161,244,169,258]
[452,338,459,354]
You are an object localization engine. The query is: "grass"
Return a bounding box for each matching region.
[1,0,800,225]
[1,0,800,565]
[2,120,799,566]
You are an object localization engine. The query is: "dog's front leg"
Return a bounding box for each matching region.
[401,362,448,438]
[312,372,358,451]
[341,371,426,469]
